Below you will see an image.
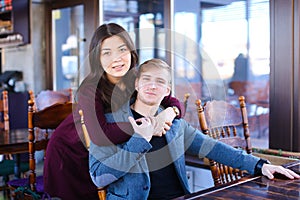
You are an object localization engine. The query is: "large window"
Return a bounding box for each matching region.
[173,0,270,148]
[51,5,84,91]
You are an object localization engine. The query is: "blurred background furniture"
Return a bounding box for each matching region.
[0,90,9,131]
[79,109,104,200]
[8,99,74,199]
[0,71,23,93]
[195,96,252,186]
[33,89,74,164]
[34,88,73,110]
[181,93,190,118]
[228,80,269,139]
[0,90,29,196]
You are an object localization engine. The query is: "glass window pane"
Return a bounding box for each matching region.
[52,5,84,91]
[173,0,270,148]
[103,0,167,63]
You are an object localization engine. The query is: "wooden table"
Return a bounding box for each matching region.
[175,160,300,200]
[0,129,29,178]
[0,129,28,155]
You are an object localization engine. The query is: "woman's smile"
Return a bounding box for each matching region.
[101,35,131,83]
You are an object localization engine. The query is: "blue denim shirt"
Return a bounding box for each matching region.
[89,101,260,200]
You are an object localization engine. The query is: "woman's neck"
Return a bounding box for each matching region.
[108,78,126,91]
[107,74,121,84]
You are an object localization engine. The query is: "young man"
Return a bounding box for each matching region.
[89,59,299,200]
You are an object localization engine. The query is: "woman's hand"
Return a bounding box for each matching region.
[153,107,177,136]
[262,163,300,179]
[152,120,172,137]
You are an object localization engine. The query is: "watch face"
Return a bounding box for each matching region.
[173,106,179,116]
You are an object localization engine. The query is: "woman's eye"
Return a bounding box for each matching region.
[102,51,110,56]
[120,47,128,52]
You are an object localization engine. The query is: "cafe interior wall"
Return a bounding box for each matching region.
[1,2,47,94]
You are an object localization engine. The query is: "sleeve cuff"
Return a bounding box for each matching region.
[254,158,271,176]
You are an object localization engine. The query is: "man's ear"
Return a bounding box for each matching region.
[165,86,171,96]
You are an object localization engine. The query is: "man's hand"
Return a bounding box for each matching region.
[128,116,155,142]
[262,163,300,179]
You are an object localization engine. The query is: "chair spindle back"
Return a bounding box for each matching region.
[195,96,252,186]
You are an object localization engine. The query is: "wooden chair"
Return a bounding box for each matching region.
[8,99,74,199]
[228,80,269,138]
[79,109,106,200]
[182,93,190,117]
[35,88,73,110]
[0,90,29,195]
[0,90,11,192]
[195,96,252,186]
[32,89,73,148]
[0,90,9,131]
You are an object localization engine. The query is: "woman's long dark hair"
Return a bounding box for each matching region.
[78,23,138,112]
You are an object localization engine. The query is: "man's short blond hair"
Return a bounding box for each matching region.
[138,58,171,84]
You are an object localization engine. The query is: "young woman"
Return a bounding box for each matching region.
[43,23,181,200]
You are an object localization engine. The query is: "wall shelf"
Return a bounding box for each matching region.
[0,0,30,48]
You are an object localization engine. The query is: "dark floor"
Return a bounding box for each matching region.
[0,160,44,200]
